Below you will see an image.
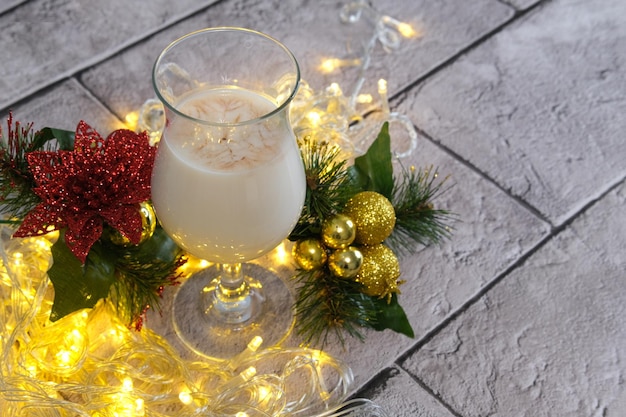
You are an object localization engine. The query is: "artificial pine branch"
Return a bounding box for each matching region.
[293,267,377,347]
[107,227,186,330]
[289,136,358,240]
[0,113,42,220]
[290,127,454,345]
[388,165,456,256]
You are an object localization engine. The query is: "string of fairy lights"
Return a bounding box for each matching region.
[1,2,418,415]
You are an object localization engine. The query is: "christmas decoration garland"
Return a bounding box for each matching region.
[0,113,185,330]
[0,112,453,344]
[289,122,454,345]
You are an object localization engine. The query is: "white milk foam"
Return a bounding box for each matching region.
[170,88,284,172]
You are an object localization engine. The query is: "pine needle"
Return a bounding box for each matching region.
[293,268,376,347]
[289,136,357,240]
[388,165,457,256]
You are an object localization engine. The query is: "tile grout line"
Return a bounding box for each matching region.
[385,0,557,227]
[401,367,465,417]
[410,122,554,227]
[385,174,626,414]
[73,76,127,124]
[353,364,466,417]
[0,0,227,114]
[389,0,553,103]
[0,1,26,18]
[393,173,626,367]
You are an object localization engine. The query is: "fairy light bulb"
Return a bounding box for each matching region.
[378,78,390,115]
[122,377,134,391]
[377,79,388,96]
[306,110,322,127]
[271,242,289,266]
[241,366,257,381]
[179,389,193,405]
[248,336,263,352]
[327,82,341,96]
[319,58,361,73]
[135,399,145,416]
[58,349,72,365]
[124,111,139,130]
[397,22,416,38]
[320,58,340,73]
[357,94,373,104]
[12,251,24,266]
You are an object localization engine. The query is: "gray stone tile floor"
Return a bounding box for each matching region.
[1,0,624,415]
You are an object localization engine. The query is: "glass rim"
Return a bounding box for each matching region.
[152,26,301,127]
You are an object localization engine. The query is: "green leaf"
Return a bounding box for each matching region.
[369,293,415,338]
[348,122,394,199]
[131,226,182,263]
[47,231,116,321]
[32,127,75,151]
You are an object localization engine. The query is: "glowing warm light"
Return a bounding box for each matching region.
[122,377,134,391]
[356,94,373,104]
[378,78,389,115]
[248,336,263,352]
[377,79,388,95]
[271,242,289,266]
[35,237,52,250]
[135,399,145,415]
[320,58,339,73]
[318,57,361,73]
[12,252,24,265]
[241,366,257,381]
[397,22,417,38]
[179,255,211,277]
[236,413,249,417]
[179,389,193,405]
[124,111,139,130]
[327,82,341,95]
[306,110,322,127]
[58,350,72,365]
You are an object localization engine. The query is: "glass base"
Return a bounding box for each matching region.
[171,263,295,360]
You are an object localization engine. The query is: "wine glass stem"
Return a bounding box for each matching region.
[210,263,252,324]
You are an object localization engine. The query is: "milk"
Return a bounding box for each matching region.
[151,87,306,263]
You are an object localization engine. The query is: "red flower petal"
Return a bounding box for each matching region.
[65,216,103,263]
[14,121,157,263]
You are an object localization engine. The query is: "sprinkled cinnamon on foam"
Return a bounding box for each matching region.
[168,88,288,171]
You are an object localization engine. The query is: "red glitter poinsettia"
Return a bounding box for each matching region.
[13,121,156,263]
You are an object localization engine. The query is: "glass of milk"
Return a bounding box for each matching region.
[151,27,305,359]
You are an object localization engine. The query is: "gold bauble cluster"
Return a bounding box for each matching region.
[293,214,362,278]
[293,191,403,300]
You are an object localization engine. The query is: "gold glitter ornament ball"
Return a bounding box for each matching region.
[343,191,396,245]
[355,244,401,301]
[107,201,157,246]
[293,238,328,271]
[321,214,356,249]
[328,246,363,278]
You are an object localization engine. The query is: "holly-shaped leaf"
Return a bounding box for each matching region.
[369,293,415,338]
[47,231,116,321]
[32,127,75,151]
[348,122,394,199]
